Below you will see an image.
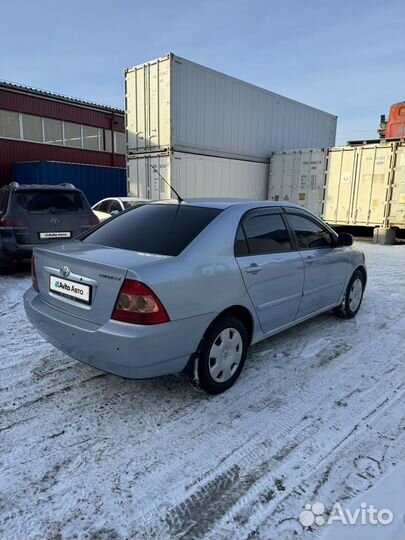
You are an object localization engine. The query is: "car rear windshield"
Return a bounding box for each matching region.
[14,190,86,213]
[82,204,222,256]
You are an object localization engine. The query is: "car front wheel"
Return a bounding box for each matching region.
[191,316,248,394]
[334,270,365,319]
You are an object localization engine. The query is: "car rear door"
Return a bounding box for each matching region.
[284,210,349,317]
[235,208,305,334]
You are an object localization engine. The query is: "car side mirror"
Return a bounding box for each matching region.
[337,232,353,246]
[110,210,120,216]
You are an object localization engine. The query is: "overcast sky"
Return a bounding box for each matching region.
[0,0,403,145]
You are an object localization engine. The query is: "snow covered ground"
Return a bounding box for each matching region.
[0,241,404,540]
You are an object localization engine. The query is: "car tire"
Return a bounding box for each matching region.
[333,270,365,319]
[190,316,248,395]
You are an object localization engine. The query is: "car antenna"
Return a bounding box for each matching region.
[150,164,183,203]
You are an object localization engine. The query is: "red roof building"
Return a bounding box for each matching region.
[0,81,125,187]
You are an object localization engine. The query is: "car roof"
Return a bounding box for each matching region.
[95,196,147,203]
[6,183,79,192]
[153,198,304,211]
[119,197,148,201]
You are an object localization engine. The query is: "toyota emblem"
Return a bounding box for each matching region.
[50,217,60,226]
[60,266,70,278]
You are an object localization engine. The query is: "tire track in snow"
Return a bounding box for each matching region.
[126,317,403,537]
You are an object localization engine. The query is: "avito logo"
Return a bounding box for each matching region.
[54,280,84,296]
[55,281,72,291]
[299,501,394,528]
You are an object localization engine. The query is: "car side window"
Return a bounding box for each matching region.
[287,214,333,249]
[110,200,122,213]
[98,200,110,213]
[235,224,249,256]
[241,213,292,256]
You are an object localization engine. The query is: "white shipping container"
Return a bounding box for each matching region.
[323,142,405,229]
[127,152,269,201]
[125,53,337,162]
[387,143,405,228]
[268,149,327,216]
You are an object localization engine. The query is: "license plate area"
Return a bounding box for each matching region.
[49,275,91,304]
[39,232,72,240]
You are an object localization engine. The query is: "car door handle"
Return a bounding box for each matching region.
[245,264,262,274]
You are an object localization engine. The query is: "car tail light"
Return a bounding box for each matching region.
[31,257,39,292]
[0,216,27,228]
[81,214,99,227]
[112,279,169,325]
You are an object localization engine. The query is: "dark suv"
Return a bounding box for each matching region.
[0,182,99,268]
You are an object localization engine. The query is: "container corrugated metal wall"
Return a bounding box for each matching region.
[0,139,126,186]
[268,149,327,216]
[12,161,126,205]
[323,146,357,225]
[127,152,269,200]
[323,142,405,229]
[389,143,405,227]
[125,53,337,162]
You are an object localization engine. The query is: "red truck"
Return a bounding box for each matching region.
[379,102,405,139]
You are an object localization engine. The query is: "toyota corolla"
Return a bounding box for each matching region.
[24,200,366,394]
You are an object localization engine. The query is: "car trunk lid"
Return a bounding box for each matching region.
[34,241,170,325]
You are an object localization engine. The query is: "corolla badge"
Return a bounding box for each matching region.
[60,266,70,278]
[50,217,60,226]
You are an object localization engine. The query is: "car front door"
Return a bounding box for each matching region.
[285,211,350,318]
[235,208,305,334]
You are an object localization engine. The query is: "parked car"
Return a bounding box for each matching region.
[24,200,366,394]
[92,208,112,222]
[0,182,98,268]
[92,197,148,221]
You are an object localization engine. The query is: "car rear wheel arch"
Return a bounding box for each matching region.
[204,305,253,346]
[182,305,253,380]
[188,313,249,394]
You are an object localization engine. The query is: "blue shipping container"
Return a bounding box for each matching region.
[12,161,127,205]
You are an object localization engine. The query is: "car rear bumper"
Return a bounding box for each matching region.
[0,228,91,262]
[0,231,39,261]
[0,231,22,263]
[24,287,212,379]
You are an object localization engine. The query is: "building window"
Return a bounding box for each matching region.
[43,118,63,145]
[64,121,82,148]
[22,114,43,142]
[0,108,123,154]
[103,129,112,152]
[114,131,125,154]
[0,110,20,139]
[83,125,100,150]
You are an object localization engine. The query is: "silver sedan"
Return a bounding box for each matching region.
[24,199,366,394]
